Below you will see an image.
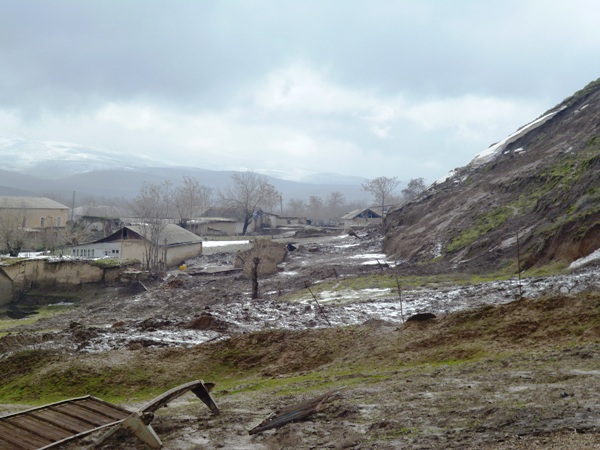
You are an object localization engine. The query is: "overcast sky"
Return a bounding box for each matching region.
[2,0,600,184]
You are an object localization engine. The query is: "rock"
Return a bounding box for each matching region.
[186,313,229,331]
[406,312,437,322]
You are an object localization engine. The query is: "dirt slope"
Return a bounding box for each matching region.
[3,291,599,449]
[384,77,600,272]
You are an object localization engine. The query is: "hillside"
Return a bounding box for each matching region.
[384,77,600,273]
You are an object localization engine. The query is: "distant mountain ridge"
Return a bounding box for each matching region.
[0,138,370,202]
[384,77,600,271]
[0,166,368,205]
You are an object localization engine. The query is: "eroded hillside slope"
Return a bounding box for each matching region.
[384,77,600,272]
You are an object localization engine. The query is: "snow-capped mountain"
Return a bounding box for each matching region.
[0,138,165,179]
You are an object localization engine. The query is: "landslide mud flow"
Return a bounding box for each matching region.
[1,226,599,449]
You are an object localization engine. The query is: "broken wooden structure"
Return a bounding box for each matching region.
[249,391,337,435]
[0,380,219,449]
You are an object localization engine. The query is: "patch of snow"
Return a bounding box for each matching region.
[349,253,387,260]
[569,248,600,270]
[472,108,564,167]
[434,169,457,185]
[203,240,250,247]
[335,243,360,249]
[18,252,47,257]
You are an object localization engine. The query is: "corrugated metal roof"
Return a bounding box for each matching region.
[0,396,130,449]
[0,196,70,210]
[125,223,203,246]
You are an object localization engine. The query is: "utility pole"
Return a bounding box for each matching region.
[71,191,75,223]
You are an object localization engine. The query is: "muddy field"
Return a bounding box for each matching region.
[1,226,600,449]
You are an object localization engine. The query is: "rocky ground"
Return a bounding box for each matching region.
[1,226,600,449]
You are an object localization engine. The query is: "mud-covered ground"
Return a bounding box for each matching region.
[2,227,598,356]
[1,226,600,449]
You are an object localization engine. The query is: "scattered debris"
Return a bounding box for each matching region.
[348,230,362,240]
[0,380,219,450]
[249,390,339,435]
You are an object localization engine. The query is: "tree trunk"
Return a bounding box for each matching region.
[251,256,260,299]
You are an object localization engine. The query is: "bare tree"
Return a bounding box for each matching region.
[401,177,427,202]
[174,176,213,225]
[131,180,173,270]
[361,176,400,217]
[286,198,306,217]
[0,208,28,256]
[326,191,345,225]
[219,172,280,235]
[306,195,325,224]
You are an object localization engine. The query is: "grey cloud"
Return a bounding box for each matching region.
[1,0,600,183]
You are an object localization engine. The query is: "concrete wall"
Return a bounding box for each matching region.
[120,240,202,268]
[0,259,137,306]
[165,242,202,266]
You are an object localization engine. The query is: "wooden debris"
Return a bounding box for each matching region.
[249,391,338,435]
[90,380,219,449]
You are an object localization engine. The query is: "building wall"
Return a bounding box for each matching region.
[342,217,382,227]
[70,242,122,258]
[0,259,138,306]
[165,242,202,266]
[121,240,148,265]
[2,259,105,288]
[22,208,69,229]
[70,239,202,268]
[188,222,237,236]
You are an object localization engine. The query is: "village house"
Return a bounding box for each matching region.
[341,207,384,227]
[0,196,70,229]
[69,223,202,268]
[255,210,308,229]
[184,218,239,236]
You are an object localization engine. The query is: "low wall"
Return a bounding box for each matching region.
[0,259,137,306]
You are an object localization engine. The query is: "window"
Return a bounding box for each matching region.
[41,218,45,227]
[57,217,61,227]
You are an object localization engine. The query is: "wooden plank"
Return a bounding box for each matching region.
[0,420,50,449]
[249,391,336,435]
[73,398,131,421]
[29,410,88,434]
[0,434,30,450]
[7,415,73,442]
[57,403,118,426]
[0,381,219,449]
